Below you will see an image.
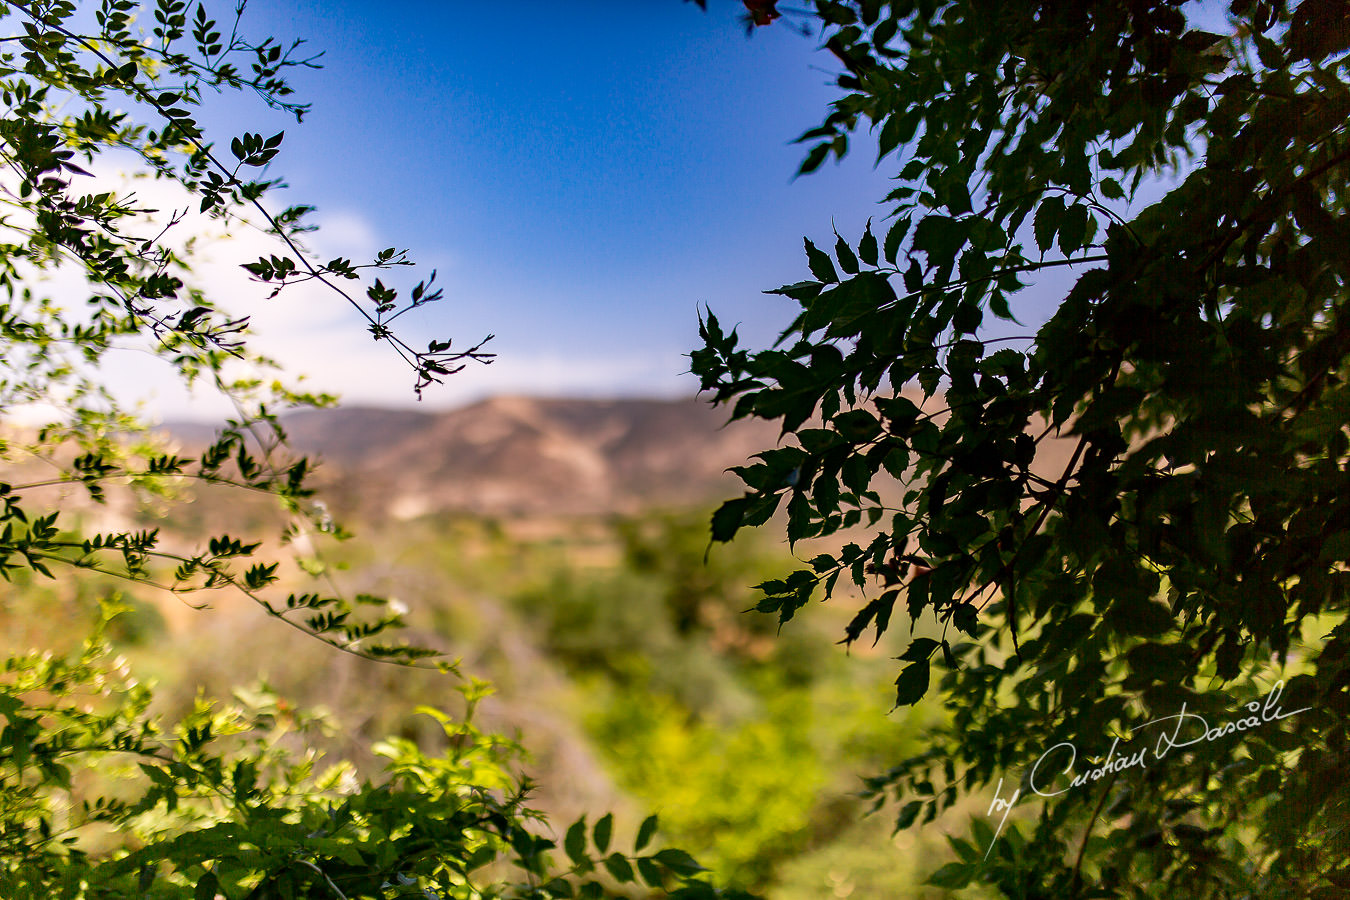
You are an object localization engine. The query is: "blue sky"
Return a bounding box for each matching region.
[62,1,1222,419]
[166,1,900,411]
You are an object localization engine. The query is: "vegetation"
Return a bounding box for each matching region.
[0,2,751,897]
[9,0,1344,897]
[0,488,987,897]
[695,0,1350,896]
[338,510,980,897]
[2,603,644,899]
[511,513,909,888]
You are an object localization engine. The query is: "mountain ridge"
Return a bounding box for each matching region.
[162,388,1081,522]
[168,394,786,518]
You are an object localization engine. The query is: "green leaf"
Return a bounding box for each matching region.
[878,108,920,161]
[948,832,980,864]
[927,860,973,889]
[593,812,613,854]
[953,301,982,334]
[918,368,942,397]
[710,497,747,543]
[912,215,967,272]
[1215,633,1243,681]
[833,409,881,442]
[952,602,978,636]
[603,853,635,882]
[1253,32,1284,69]
[1058,203,1090,254]
[878,113,905,160]
[1034,195,1064,255]
[653,848,706,875]
[798,142,830,175]
[884,216,911,264]
[882,447,910,478]
[939,180,973,216]
[637,857,666,887]
[893,658,930,706]
[835,232,859,274]
[1320,531,1350,563]
[543,877,575,898]
[896,799,923,830]
[859,219,878,266]
[804,237,838,283]
[903,260,923,293]
[635,814,658,852]
[565,817,587,866]
[899,637,938,662]
[310,838,365,867]
[798,428,847,452]
[768,280,824,302]
[1125,642,1184,682]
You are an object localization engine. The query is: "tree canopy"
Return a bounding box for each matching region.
[695,0,1349,896]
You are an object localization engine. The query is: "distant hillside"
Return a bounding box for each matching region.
[164,391,1077,521]
[171,396,785,519]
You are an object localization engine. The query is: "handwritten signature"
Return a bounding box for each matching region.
[982,679,1311,858]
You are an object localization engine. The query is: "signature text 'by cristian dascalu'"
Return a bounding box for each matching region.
[982,680,1311,858]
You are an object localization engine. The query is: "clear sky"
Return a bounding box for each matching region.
[133,0,904,416]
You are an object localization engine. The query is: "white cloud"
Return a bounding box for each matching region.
[1,164,429,422]
[3,163,694,425]
[306,209,380,262]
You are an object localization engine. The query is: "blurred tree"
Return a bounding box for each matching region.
[694,0,1350,896]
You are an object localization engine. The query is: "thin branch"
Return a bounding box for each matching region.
[4,0,492,395]
[20,546,439,670]
[1070,771,1119,891]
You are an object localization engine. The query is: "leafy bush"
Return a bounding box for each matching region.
[1,602,748,899]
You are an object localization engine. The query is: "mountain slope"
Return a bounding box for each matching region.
[264,395,782,518]
[166,389,1075,520]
